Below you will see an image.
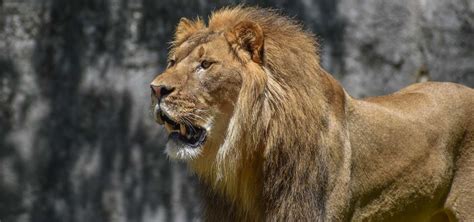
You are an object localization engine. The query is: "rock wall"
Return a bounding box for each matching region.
[0,0,472,221]
[339,0,474,96]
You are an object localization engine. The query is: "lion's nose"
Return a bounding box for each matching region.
[151,84,175,100]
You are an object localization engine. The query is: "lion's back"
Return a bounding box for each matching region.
[362,82,473,129]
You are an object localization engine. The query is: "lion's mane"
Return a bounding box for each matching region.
[198,7,351,221]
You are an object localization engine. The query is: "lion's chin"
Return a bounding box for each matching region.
[165,136,203,160]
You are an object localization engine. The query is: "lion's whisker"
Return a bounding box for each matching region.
[186,113,208,122]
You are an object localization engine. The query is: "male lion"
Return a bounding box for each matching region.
[150,6,474,222]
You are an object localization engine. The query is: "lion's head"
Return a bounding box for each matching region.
[150,19,247,160]
[151,7,323,164]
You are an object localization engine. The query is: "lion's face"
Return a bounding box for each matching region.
[150,34,245,160]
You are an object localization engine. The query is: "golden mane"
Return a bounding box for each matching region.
[206,6,336,174]
[192,7,347,221]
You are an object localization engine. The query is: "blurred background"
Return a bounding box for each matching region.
[0,0,472,221]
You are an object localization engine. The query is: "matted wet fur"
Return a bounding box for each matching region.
[150,6,474,221]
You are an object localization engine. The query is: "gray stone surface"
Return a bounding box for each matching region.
[0,0,472,221]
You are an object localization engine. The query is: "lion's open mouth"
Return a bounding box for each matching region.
[158,111,207,148]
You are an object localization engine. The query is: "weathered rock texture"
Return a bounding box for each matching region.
[0,0,472,221]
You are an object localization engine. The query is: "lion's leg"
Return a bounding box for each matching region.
[443,130,474,222]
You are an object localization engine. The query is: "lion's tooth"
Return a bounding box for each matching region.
[154,107,164,124]
[180,124,187,136]
[155,116,164,125]
[155,113,164,125]
[164,122,173,133]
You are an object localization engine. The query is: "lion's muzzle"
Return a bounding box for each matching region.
[151,85,207,149]
[158,109,207,148]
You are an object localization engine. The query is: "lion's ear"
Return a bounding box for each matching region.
[174,17,205,45]
[225,21,264,64]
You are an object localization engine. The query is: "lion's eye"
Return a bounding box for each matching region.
[200,60,212,69]
[167,59,176,68]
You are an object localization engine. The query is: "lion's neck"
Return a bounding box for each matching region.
[190,142,265,220]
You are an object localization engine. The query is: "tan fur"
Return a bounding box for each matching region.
[150,6,474,221]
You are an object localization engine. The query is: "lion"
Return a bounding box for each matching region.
[150,6,474,221]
